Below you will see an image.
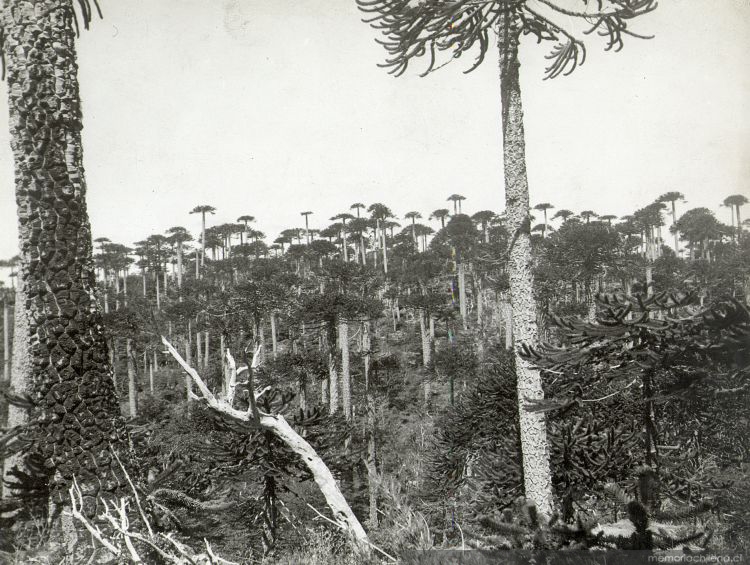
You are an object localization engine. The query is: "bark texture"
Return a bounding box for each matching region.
[2,0,124,513]
[498,13,553,518]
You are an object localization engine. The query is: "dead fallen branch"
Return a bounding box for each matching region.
[161,336,372,556]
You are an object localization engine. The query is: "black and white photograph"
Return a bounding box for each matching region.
[0,0,748,563]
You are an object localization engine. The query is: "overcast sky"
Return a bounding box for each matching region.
[0,0,748,266]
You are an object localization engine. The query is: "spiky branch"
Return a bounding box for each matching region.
[357,0,656,79]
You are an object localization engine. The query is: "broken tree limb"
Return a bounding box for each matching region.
[161,336,371,554]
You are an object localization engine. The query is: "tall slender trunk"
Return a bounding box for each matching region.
[176,242,183,289]
[1,0,123,510]
[204,330,210,369]
[127,339,138,416]
[270,312,278,358]
[155,273,161,310]
[671,200,679,253]
[114,270,121,311]
[457,256,468,329]
[476,277,484,327]
[196,329,203,369]
[419,310,432,368]
[419,310,432,405]
[328,348,339,415]
[498,14,553,517]
[339,319,351,420]
[737,205,744,242]
[3,299,10,383]
[186,320,193,402]
[201,213,206,268]
[363,320,378,527]
[360,235,367,265]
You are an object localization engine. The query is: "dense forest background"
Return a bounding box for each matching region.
[2,192,748,562]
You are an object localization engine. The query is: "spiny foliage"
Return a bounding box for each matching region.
[357,0,656,79]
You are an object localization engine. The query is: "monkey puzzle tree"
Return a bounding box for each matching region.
[300,210,313,244]
[671,208,725,262]
[657,191,685,252]
[552,209,575,224]
[471,210,496,244]
[404,210,423,242]
[723,194,748,243]
[534,202,554,238]
[359,0,656,516]
[447,193,466,215]
[189,204,216,271]
[166,226,192,290]
[368,202,394,274]
[0,0,127,515]
[331,212,355,262]
[429,207,450,229]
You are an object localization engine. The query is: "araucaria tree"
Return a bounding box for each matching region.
[359,0,656,517]
[1,0,125,514]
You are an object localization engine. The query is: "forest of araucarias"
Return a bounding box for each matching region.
[0,0,748,563]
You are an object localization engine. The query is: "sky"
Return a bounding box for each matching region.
[0,0,748,267]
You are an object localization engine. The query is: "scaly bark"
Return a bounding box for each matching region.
[1,0,125,513]
[498,13,553,517]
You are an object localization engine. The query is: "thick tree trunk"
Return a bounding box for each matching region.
[1,0,124,512]
[339,319,351,420]
[126,338,137,416]
[498,15,553,518]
